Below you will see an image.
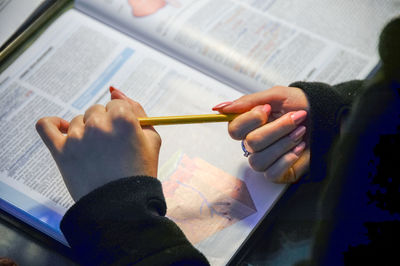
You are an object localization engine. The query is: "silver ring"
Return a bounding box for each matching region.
[241,140,251,157]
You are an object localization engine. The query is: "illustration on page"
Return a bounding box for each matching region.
[159,152,257,244]
[127,0,181,17]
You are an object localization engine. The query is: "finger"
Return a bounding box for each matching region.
[36,117,69,153]
[110,86,127,101]
[228,104,271,140]
[248,126,306,171]
[109,94,158,135]
[264,142,306,183]
[109,88,148,117]
[83,104,106,123]
[68,115,84,138]
[106,99,138,120]
[107,95,148,118]
[291,149,310,180]
[219,86,290,113]
[109,90,159,142]
[245,110,307,152]
[218,85,309,114]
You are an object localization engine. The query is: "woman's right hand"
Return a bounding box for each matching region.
[36,88,161,201]
[213,86,311,183]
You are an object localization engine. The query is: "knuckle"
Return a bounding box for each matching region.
[86,104,103,114]
[285,113,297,128]
[228,124,243,140]
[252,109,267,123]
[92,104,104,110]
[113,105,129,117]
[35,117,48,129]
[70,115,82,123]
[35,117,54,132]
[248,156,264,172]
[246,132,263,149]
[68,128,82,138]
[85,115,104,128]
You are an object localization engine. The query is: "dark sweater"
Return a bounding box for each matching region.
[294,17,400,265]
[61,176,209,265]
[61,18,400,265]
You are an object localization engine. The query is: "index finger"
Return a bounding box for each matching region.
[109,88,158,134]
[109,88,147,117]
[220,86,290,113]
[36,117,69,153]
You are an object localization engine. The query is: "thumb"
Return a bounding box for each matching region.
[36,117,68,153]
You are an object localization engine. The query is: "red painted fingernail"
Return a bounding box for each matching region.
[110,86,127,98]
[212,101,233,111]
[291,110,307,125]
[289,126,306,141]
[293,141,306,156]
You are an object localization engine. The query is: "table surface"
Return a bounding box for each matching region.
[0,216,77,266]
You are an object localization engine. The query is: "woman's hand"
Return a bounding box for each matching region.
[213,86,310,183]
[35,88,161,201]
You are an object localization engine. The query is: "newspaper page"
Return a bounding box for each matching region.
[76,0,400,93]
[0,9,285,265]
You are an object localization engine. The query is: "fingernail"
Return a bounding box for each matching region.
[212,101,233,111]
[289,126,306,141]
[110,86,126,96]
[262,104,271,114]
[254,104,271,114]
[291,110,307,125]
[293,141,306,156]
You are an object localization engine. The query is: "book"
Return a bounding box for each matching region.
[0,0,397,264]
[0,0,59,52]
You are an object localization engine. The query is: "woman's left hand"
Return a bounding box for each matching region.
[214,86,310,183]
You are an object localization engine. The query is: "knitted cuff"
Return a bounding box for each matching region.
[290,82,347,182]
[60,176,209,265]
[62,176,166,222]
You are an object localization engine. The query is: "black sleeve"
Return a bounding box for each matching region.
[60,176,209,266]
[289,80,363,182]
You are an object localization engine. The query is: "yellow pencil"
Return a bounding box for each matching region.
[138,114,239,126]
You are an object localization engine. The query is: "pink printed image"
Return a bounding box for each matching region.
[162,154,257,244]
[127,0,181,17]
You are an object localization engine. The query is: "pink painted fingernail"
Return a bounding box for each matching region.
[254,104,271,114]
[291,110,307,125]
[212,101,233,111]
[262,104,271,114]
[289,126,306,141]
[293,141,306,156]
